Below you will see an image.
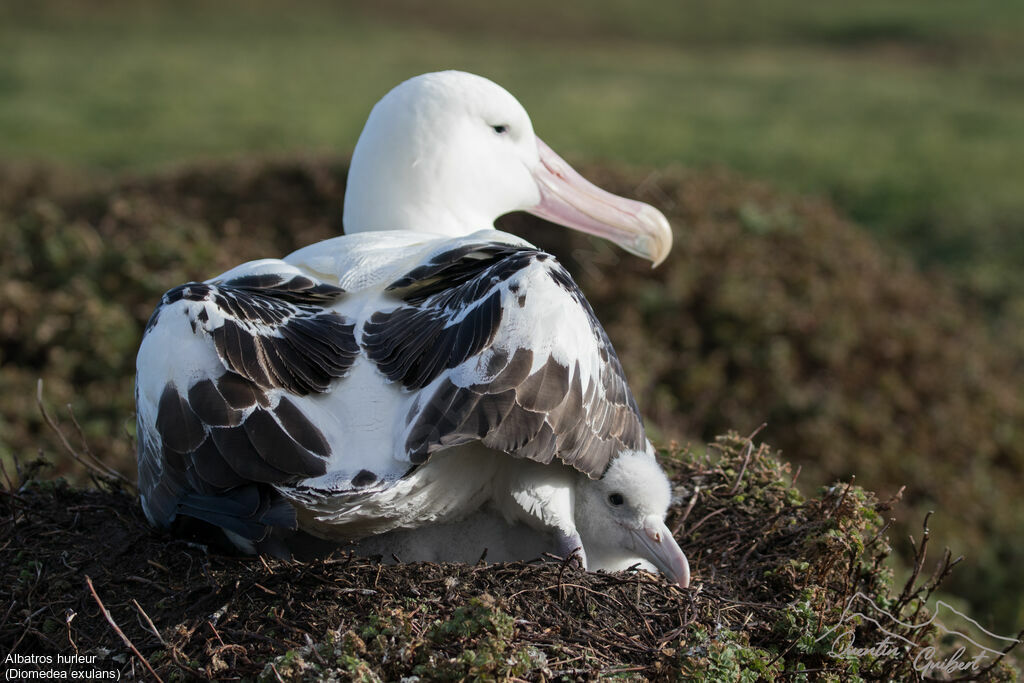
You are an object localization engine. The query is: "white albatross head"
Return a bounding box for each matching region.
[575,450,691,587]
[343,70,672,266]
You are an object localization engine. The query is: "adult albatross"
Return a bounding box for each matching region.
[136,70,689,586]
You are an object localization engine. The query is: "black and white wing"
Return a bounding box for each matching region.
[362,241,646,478]
[135,261,359,547]
[137,234,647,549]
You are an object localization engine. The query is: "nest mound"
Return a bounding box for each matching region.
[4,435,1018,680]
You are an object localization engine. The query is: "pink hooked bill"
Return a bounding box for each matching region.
[528,138,673,267]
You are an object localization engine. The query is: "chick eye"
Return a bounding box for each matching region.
[608,493,625,506]
[491,124,509,135]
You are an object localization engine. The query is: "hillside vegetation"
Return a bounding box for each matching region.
[1,158,1023,635]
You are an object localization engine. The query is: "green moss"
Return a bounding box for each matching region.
[411,597,520,679]
[255,597,540,681]
[679,626,783,682]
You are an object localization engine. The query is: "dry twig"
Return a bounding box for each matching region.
[85,576,163,682]
[36,380,137,493]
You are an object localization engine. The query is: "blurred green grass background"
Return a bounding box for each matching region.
[2,0,1023,313]
[3,0,1024,633]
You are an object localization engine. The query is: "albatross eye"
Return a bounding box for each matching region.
[491,124,509,135]
[608,493,625,506]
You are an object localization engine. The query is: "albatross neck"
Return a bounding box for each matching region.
[342,198,499,238]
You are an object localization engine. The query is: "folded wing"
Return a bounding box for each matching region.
[362,242,645,478]
[136,264,359,543]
